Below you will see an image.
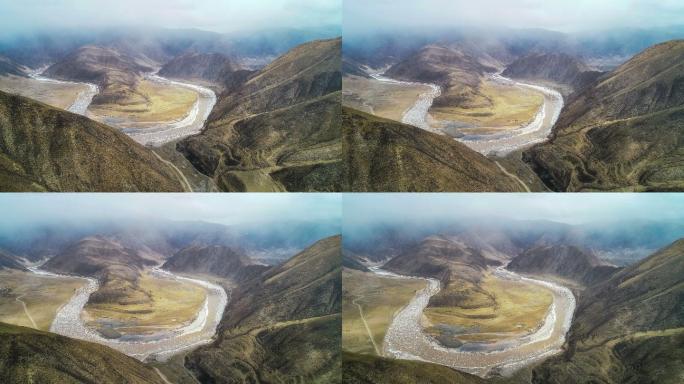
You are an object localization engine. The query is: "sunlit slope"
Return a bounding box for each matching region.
[342,107,524,191]
[187,235,341,383]
[178,38,342,192]
[525,40,684,191]
[0,322,165,384]
[533,239,684,383]
[0,91,183,191]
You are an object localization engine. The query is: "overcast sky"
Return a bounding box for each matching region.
[345,0,684,35]
[0,193,341,228]
[0,0,341,35]
[343,193,684,227]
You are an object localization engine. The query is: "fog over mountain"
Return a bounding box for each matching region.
[0,0,341,35]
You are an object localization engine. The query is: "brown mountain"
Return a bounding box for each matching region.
[158,52,234,84]
[162,245,268,283]
[0,56,26,77]
[0,249,25,271]
[0,322,165,384]
[508,244,619,286]
[0,91,184,192]
[525,40,684,191]
[342,107,524,191]
[502,52,603,91]
[533,239,684,383]
[186,235,341,383]
[178,38,342,192]
[44,45,153,105]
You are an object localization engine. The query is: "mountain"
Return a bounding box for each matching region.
[186,235,341,383]
[385,44,498,109]
[44,236,157,306]
[532,239,684,383]
[502,52,603,91]
[342,107,524,191]
[0,322,165,384]
[508,244,619,285]
[158,52,234,84]
[0,91,184,192]
[162,245,268,282]
[177,38,342,192]
[0,56,25,77]
[44,45,154,105]
[0,249,25,271]
[524,40,684,191]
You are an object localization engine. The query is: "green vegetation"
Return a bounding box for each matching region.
[342,268,426,355]
[0,322,165,384]
[342,107,524,192]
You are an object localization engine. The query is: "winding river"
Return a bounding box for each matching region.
[370,265,576,377]
[27,265,228,362]
[368,70,563,156]
[28,69,216,147]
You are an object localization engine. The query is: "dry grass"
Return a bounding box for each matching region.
[343,75,429,123]
[433,79,543,132]
[0,75,87,110]
[0,270,85,330]
[424,272,553,343]
[342,268,426,355]
[89,79,197,123]
[84,271,206,336]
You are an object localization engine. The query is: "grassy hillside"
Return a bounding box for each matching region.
[186,235,342,383]
[0,91,183,191]
[178,38,342,192]
[525,40,684,191]
[0,322,165,384]
[342,107,523,191]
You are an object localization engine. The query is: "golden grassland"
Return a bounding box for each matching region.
[0,75,87,110]
[342,75,429,123]
[433,79,543,132]
[424,272,553,344]
[89,79,197,123]
[84,271,206,336]
[342,268,426,355]
[0,270,85,330]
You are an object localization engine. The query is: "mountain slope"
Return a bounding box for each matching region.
[342,107,524,191]
[0,322,165,384]
[0,56,25,77]
[525,40,684,191]
[502,52,602,91]
[532,238,684,383]
[158,52,234,84]
[0,91,183,191]
[508,245,619,286]
[163,245,268,283]
[178,38,342,192]
[0,249,25,271]
[186,235,341,383]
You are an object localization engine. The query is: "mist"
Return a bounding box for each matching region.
[344,0,684,36]
[0,0,340,36]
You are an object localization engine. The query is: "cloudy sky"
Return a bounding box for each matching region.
[0,193,341,228]
[343,193,684,227]
[0,0,341,34]
[345,0,684,35]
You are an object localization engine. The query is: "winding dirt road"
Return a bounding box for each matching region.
[371,266,576,377]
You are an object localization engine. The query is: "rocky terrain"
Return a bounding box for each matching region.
[178,38,342,192]
[158,52,234,84]
[163,244,268,283]
[186,235,342,383]
[0,91,184,191]
[502,53,603,91]
[525,40,684,191]
[508,244,619,286]
[0,249,25,271]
